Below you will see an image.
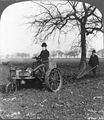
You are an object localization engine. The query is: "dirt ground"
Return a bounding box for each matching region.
[0,58,104,119]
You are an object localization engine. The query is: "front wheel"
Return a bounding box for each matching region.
[6,82,17,94]
[45,68,63,92]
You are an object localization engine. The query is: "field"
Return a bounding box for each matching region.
[0,58,104,119]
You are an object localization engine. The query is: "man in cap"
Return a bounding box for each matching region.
[88,49,99,77]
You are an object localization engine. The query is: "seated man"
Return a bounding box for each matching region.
[38,42,50,71]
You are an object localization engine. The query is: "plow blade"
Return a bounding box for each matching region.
[76,65,97,79]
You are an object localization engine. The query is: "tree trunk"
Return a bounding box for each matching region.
[79,23,87,71]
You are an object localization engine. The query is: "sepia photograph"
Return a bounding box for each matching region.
[0,0,104,119]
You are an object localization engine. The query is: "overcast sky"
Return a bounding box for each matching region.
[0,1,103,57]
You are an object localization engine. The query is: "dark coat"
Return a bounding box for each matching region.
[88,54,99,67]
[39,49,49,61]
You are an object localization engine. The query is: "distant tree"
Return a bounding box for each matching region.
[56,50,63,58]
[64,51,70,58]
[16,53,30,58]
[70,45,80,58]
[51,50,57,58]
[69,50,79,58]
[6,54,10,59]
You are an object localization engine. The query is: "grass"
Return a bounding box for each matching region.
[0,58,104,119]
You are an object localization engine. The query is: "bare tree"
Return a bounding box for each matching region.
[28,0,103,70]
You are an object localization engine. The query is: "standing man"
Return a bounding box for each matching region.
[88,49,99,77]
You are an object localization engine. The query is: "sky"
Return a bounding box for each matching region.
[0,1,103,57]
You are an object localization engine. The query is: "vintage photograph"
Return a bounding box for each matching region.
[0,0,104,119]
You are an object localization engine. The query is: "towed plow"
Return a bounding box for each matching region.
[76,65,98,79]
[62,65,98,84]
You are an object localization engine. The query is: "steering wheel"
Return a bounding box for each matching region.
[32,56,42,64]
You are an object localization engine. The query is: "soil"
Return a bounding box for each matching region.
[0,58,104,119]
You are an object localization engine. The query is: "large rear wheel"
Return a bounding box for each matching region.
[45,68,62,92]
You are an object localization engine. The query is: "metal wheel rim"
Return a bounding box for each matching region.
[48,68,62,92]
[6,82,16,94]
